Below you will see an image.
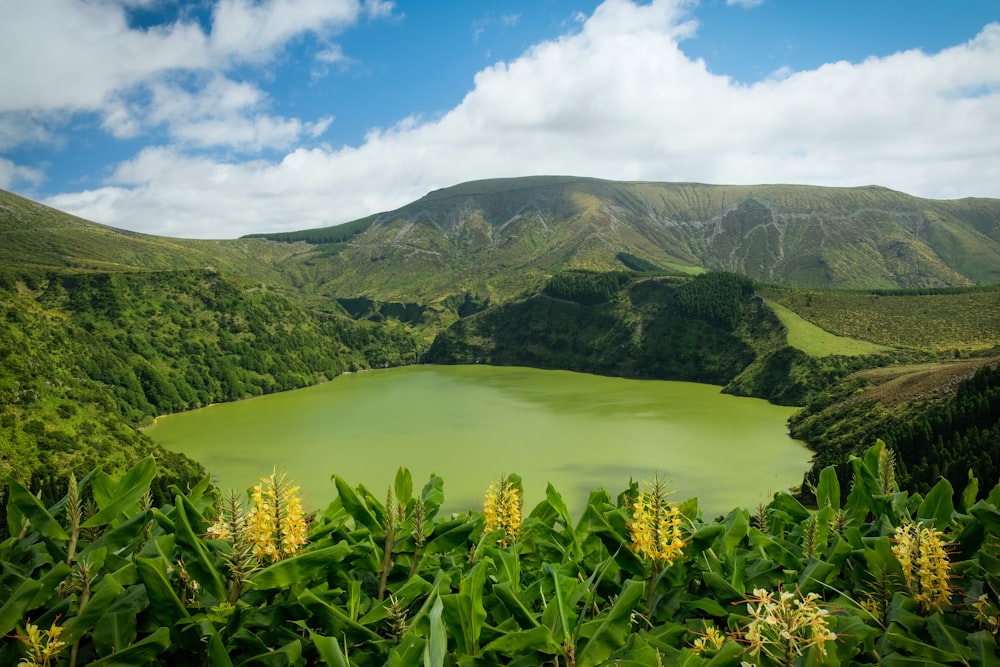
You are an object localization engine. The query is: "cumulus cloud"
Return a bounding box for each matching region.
[22,0,1000,238]
[0,158,44,190]
[0,0,364,143]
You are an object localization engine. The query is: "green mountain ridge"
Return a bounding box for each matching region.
[248,177,1000,304]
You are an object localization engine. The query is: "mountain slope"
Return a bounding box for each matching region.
[253,176,1000,303]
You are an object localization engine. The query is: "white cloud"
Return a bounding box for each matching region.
[0,0,364,147]
[34,0,1000,239]
[0,158,44,190]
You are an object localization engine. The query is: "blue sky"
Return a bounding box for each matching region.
[1,0,998,239]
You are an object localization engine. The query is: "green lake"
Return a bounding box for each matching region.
[147,365,811,518]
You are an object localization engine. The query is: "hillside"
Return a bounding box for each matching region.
[248,176,1000,304]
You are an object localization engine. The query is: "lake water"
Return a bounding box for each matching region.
[147,365,811,518]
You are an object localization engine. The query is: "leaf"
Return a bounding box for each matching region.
[172,494,226,601]
[6,476,70,540]
[308,629,349,667]
[918,478,955,529]
[251,542,352,590]
[424,596,447,667]
[424,519,477,554]
[88,626,171,666]
[333,475,380,532]
[967,629,1000,667]
[299,589,381,642]
[689,524,724,552]
[441,557,490,655]
[925,613,972,662]
[576,579,645,667]
[723,508,749,553]
[961,469,979,514]
[483,625,561,657]
[971,501,1000,537]
[816,465,841,509]
[395,467,414,506]
[0,575,43,636]
[93,611,139,658]
[421,474,445,521]
[83,456,157,527]
[65,572,126,643]
[135,556,190,627]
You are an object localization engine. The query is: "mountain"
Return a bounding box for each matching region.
[248,176,1000,304]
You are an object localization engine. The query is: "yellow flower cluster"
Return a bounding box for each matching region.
[691,625,726,654]
[627,478,686,565]
[18,622,66,667]
[208,472,308,563]
[892,522,951,613]
[741,588,837,662]
[484,476,521,547]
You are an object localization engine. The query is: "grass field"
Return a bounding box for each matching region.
[760,285,1000,352]
[765,299,893,357]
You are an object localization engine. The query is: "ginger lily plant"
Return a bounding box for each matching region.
[1,440,1000,665]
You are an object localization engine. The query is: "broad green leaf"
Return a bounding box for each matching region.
[723,508,749,553]
[492,581,540,628]
[299,589,381,642]
[83,456,157,527]
[308,629,349,667]
[251,542,352,590]
[886,629,964,663]
[239,639,303,667]
[542,562,575,644]
[424,519,477,554]
[971,501,1000,537]
[65,572,125,643]
[925,613,972,661]
[89,626,171,666]
[81,510,151,559]
[967,629,999,667]
[424,596,447,667]
[93,611,138,658]
[816,465,841,509]
[28,561,72,609]
[6,476,70,540]
[395,467,414,506]
[961,469,979,514]
[689,524,724,552]
[441,558,490,655]
[135,556,190,627]
[421,474,445,520]
[388,635,426,667]
[483,625,561,657]
[918,478,954,529]
[204,626,234,667]
[545,482,574,531]
[576,579,645,667]
[333,475,380,532]
[0,575,43,636]
[173,494,226,601]
[879,652,950,666]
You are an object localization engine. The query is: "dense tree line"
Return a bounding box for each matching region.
[542,270,632,305]
[675,271,755,330]
[242,215,374,244]
[793,362,1000,504]
[0,268,422,507]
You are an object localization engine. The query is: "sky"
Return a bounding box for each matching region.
[1,0,998,240]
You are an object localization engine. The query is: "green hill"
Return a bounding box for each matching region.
[248,176,1000,305]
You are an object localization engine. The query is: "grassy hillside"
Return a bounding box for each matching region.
[759,284,1000,353]
[424,271,907,407]
[0,268,421,505]
[250,177,1000,305]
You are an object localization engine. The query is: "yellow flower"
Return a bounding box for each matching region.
[17,621,66,667]
[739,587,837,662]
[892,522,951,613]
[627,476,686,565]
[210,471,308,563]
[484,475,522,547]
[691,625,726,654]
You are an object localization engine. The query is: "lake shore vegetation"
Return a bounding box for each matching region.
[3,443,1000,665]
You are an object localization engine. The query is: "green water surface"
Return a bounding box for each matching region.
[147,365,811,518]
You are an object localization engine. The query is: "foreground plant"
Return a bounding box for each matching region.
[483,474,522,547]
[16,622,66,667]
[892,521,952,613]
[738,587,838,666]
[209,469,308,563]
[627,475,687,609]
